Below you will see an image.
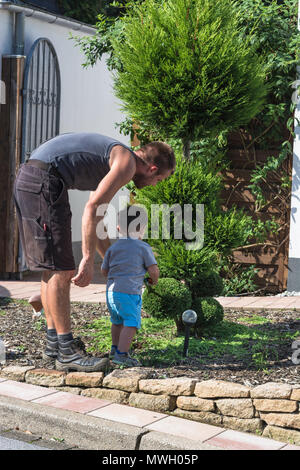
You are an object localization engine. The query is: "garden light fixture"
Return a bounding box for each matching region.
[182,310,197,357]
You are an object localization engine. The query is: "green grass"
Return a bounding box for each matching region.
[83,315,300,370]
[237,315,270,325]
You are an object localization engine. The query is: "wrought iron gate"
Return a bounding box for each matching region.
[19,38,61,272]
[21,37,61,163]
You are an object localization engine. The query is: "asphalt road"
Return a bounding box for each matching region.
[0,435,50,450]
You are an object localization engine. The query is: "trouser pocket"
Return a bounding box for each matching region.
[14,165,73,270]
[22,217,54,269]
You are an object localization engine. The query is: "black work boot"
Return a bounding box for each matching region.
[42,332,87,362]
[55,334,109,372]
[42,329,58,362]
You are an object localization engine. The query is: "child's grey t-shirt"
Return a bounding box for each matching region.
[101,238,157,295]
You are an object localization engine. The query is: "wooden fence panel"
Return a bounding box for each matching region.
[222,132,292,293]
[0,56,25,275]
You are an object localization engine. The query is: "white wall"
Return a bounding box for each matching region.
[287,76,300,291]
[23,20,126,139]
[0,10,13,77]
[287,5,300,292]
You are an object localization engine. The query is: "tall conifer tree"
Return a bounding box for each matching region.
[111,0,267,158]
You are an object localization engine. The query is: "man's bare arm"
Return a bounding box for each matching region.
[72,147,136,287]
[95,214,111,259]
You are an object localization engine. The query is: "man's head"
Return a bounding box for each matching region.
[133,141,175,189]
[117,204,148,239]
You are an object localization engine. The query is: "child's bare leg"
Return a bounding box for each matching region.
[118,326,137,353]
[111,324,123,347]
[28,294,43,313]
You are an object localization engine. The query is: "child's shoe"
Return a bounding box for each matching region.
[112,351,141,367]
[109,345,118,359]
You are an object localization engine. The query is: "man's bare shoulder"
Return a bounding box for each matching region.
[109,145,137,171]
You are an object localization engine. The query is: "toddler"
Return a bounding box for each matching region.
[101,205,159,367]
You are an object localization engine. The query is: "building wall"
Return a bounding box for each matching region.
[287,4,300,292]
[0,11,13,74]
[287,73,300,291]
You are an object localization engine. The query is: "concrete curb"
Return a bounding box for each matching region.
[0,394,219,450]
[0,395,146,450]
[139,431,220,450]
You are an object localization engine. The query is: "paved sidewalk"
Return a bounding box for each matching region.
[0,270,107,304]
[216,295,300,311]
[0,378,299,450]
[1,270,300,310]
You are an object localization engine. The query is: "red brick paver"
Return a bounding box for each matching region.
[33,390,111,414]
[0,379,57,401]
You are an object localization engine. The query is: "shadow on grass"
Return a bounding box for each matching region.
[0,297,29,307]
[0,297,13,307]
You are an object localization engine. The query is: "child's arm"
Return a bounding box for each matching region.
[101,248,110,278]
[143,244,159,285]
[101,268,108,277]
[147,264,160,285]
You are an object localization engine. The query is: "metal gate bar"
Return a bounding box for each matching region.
[21,37,61,163]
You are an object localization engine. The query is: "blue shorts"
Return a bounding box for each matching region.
[106,291,142,329]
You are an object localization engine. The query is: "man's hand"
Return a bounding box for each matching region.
[71,258,94,287]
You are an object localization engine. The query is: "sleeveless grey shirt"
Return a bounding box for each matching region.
[29,133,136,191]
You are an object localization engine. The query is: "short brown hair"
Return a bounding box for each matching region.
[139,141,175,175]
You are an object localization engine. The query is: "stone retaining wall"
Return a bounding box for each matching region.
[2,365,300,445]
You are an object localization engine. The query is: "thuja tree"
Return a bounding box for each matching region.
[110,0,267,158]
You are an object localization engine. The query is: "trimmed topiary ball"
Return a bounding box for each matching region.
[190,271,224,298]
[142,278,192,331]
[192,297,224,335]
